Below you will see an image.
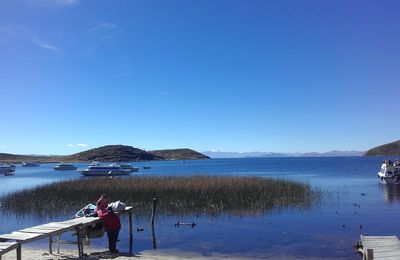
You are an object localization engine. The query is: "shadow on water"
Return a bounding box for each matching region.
[381,183,400,204]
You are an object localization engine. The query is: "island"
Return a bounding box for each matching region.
[364,140,400,156]
[0,145,210,163]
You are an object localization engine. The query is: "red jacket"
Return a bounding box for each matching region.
[98,210,121,231]
[96,198,108,212]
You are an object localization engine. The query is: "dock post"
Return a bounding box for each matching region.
[128,210,133,240]
[367,248,373,260]
[48,236,52,254]
[151,198,157,227]
[75,226,83,258]
[151,198,157,249]
[57,235,60,254]
[16,244,21,260]
[128,210,133,255]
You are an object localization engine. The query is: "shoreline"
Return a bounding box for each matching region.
[0,246,258,260]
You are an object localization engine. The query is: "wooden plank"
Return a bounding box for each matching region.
[0,232,43,242]
[361,236,400,260]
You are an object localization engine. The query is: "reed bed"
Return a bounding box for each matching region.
[0,176,320,217]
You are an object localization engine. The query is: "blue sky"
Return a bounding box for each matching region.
[0,0,399,155]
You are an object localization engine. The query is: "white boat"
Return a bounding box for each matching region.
[120,164,140,172]
[21,162,40,167]
[377,162,400,184]
[75,204,105,238]
[0,164,16,176]
[54,163,77,170]
[79,162,130,176]
[75,203,96,218]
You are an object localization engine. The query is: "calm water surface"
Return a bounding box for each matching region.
[1,157,399,259]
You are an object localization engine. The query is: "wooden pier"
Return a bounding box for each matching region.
[0,206,133,260]
[358,235,400,260]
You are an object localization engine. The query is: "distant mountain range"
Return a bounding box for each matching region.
[364,140,400,156]
[0,145,209,163]
[202,150,365,158]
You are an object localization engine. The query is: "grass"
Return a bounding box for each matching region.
[0,176,321,217]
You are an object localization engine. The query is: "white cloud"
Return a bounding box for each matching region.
[0,24,63,53]
[86,22,120,42]
[36,42,62,52]
[0,145,6,149]
[67,143,88,148]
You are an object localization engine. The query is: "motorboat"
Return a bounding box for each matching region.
[75,204,105,238]
[0,164,16,176]
[54,163,78,170]
[120,164,140,172]
[79,162,130,176]
[21,162,40,167]
[75,203,96,218]
[377,162,400,184]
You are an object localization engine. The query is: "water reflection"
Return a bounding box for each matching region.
[381,184,400,204]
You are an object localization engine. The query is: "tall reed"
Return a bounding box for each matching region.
[0,176,320,217]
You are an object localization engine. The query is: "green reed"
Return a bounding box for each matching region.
[0,176,320,216]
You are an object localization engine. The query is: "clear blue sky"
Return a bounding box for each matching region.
[0,0,399,155]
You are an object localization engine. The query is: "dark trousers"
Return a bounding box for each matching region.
[107,229,120,253]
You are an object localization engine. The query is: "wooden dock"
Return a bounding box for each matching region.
[358,235,400,260]
[0,242,18,260]
[0,206,133,260]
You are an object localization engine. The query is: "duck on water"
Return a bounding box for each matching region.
[377,159,400,184]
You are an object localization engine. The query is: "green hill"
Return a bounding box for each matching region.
[0,153,58,163]
[63,145,159,162]
[149,148,210,160]
[364,140,400,156]
[0,145,209,163]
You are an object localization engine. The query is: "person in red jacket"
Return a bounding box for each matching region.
[95,194,108,213]
[98,206,121,254]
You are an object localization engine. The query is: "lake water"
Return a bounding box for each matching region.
[1,157,399,259]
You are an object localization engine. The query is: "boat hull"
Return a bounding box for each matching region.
[377,172,399,184]
[22,163,40,167]
[0,164,16,176]
[54,166,77,170]
[79,170,130,176]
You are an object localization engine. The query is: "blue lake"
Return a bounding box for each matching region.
[1,157,399,259]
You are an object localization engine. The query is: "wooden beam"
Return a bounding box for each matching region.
[16,244,21,260]
[48,236,52,254]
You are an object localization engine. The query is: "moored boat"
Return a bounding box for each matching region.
[0,164,16,176]
[377,160,400,184]
[75,203,96,218]
[21,161,40,167]
[120,164,140,172]
[79,162,130,176]
[54,163,78,170]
